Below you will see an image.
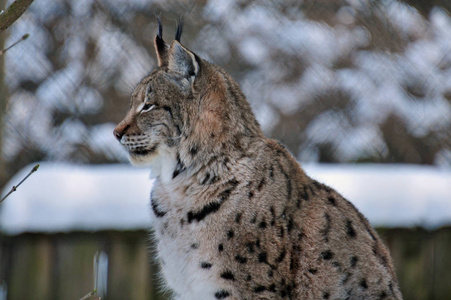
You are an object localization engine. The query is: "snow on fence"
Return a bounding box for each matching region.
[0,162,450,234]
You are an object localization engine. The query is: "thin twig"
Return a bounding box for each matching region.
[0,163,39,205]
[0,33,29,55]
[79,289,97,300]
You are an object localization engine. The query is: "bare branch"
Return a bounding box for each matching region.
[0,163,39,205]
[0,0,35,33]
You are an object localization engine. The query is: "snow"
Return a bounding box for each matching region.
[1,162,450,235]
[305,164,451,228]
[0,163,154,234]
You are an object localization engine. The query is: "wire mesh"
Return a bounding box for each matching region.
[2,0,451,180]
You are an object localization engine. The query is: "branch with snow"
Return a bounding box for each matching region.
[0,163,39,205]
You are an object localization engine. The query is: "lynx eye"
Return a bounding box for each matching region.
[141,103,155,113]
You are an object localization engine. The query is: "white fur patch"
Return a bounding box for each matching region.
[147,148,177,183]
[128,147,176,183]
[157,238,221,300]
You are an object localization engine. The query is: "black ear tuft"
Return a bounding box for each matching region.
[156,14,163,39]
[175,17,183,42]
[154,14,170,67]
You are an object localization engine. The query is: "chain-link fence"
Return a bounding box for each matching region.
[1,0,450,186]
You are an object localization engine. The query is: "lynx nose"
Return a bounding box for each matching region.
[113,123,129,141]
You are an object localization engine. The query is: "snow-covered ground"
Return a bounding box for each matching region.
[0,162,450,234]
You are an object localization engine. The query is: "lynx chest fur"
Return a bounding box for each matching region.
[114,20,403,300]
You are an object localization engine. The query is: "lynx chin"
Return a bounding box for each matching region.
[114,19,402,300]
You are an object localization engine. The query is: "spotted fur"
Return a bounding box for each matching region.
[114,21,403,300]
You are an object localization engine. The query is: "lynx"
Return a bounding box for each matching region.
[114,19,402,300]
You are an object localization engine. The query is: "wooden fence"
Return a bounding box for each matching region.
[1,227,450,300]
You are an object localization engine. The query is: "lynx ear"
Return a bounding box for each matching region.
[168,40,199,79]
[154,15,169,67]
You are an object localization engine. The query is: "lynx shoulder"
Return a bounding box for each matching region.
[114,20,403,300]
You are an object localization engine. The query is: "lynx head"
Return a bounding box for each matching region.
[114,19,261,179]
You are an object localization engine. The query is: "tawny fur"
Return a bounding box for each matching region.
[114,22,403,300]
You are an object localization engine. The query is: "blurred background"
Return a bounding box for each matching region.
[0,0,450,299]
